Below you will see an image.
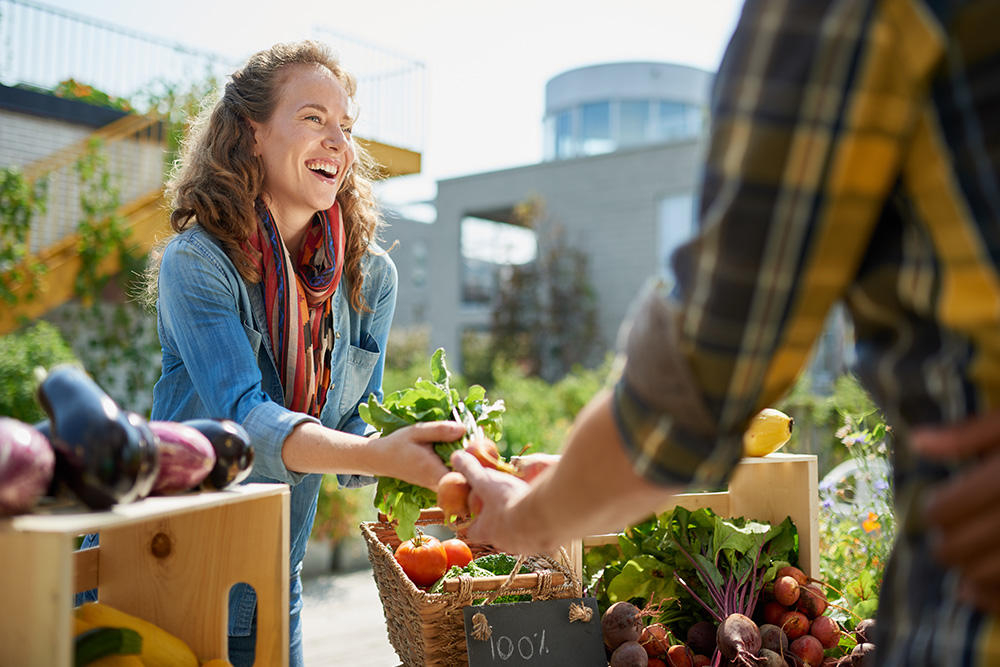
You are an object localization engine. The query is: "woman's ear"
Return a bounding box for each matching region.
[244,118,260,156]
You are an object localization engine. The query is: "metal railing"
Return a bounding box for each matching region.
[23,112,168,255]
[0,0,425,152]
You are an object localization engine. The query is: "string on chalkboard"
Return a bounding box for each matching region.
[568,602,593,623]
[471,612,492,641]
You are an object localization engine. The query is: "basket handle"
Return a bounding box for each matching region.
[438,571,566,593]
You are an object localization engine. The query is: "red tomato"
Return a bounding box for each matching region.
[442,537,474,569]
[394,534,448,587]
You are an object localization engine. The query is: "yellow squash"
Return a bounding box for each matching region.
[743,408,794,457]
[76,602,198,667]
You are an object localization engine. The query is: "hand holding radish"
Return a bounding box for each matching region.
[369,421,465,491]
[450,446,538,554]
[912,412,1000,614]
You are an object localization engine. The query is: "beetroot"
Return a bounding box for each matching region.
[0,418,54,515]
[149,421,216,494]
[603,601,644,650]
[853,618,875,645]
[774,575,801,606]
[691,656,711,667]
[776,565,808,585]
[790,634,824,667]
[809,614,840,648]
[850,642,875,667]
[796,583,828,618]
[758,648,786,667]
[761,601,787,626]
[686,620,717,657]
[779,610,810,640]
[640,623,670,658]
[665,644,694,667]
[716,613,761,667]
[759,623,788,654]
[611,640,649,667]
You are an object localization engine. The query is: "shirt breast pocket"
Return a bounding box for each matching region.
[242,324,262,355]
[339,338,380,415]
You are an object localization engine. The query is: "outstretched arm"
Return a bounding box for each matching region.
[452,391,682,555]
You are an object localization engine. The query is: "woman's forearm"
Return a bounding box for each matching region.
[280,419,464,490]
[280,420,378,475]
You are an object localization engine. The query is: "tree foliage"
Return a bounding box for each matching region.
[490,197,602,383]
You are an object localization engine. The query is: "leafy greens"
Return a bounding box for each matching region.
[359,348,505,540]
[584,507,798,631]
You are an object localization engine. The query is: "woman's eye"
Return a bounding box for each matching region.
[306,115,322,123]
[341,126,353,136]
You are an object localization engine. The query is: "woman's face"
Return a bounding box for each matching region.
[249,63,356,227]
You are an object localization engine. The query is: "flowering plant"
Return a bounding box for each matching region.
[818,407,895,621]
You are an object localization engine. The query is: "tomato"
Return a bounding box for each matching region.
[442,537,474,569]
[394,533,448,587]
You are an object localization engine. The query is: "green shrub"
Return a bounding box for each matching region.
[488,354,613,458]
[0,321,79,422]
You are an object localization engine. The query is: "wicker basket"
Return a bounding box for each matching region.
[362,509,582,667]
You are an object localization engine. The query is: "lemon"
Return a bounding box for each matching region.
[742,408,794,457]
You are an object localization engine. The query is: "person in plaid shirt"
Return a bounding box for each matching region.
[452,1,1000,664]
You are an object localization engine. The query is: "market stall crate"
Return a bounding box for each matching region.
[577,453,819,578]
[362,508,582,667]
[0,482,290,667]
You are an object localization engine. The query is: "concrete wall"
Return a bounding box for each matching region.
[430,138,706,367]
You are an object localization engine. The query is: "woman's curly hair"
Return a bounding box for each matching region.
[157,39,384,312]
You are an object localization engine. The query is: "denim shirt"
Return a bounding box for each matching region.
[151,225,396,636]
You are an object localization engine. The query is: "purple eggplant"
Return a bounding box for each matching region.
[182,418,255,491]
[120,412,161,503]
[35,365,152,510]
[0,417,55,515]
[148,421,216,494]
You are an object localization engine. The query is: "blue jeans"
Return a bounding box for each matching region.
[229,574,304,667]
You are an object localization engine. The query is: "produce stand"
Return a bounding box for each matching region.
[578,453,819,578]
[0,482,290,667]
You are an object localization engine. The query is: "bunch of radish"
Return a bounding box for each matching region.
[755,565,875,666]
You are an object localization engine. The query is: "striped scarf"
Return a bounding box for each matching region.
[246,200,345,417]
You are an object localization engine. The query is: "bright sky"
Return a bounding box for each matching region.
[37,0,745,206]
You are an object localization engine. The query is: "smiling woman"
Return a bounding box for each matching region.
[88,40,467,667]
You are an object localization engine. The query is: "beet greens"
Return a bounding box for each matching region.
[667,506,797,622]
[584,507,797,633]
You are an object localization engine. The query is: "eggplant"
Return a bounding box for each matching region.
[120,412,161,503]
[182,418,255,491]
[0,417,55,515]
[148,421,216,494]
[35,365,151,510]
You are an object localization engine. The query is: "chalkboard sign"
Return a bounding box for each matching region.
[463,597,606,666]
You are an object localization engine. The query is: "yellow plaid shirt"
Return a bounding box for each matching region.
[612,1,1000,664]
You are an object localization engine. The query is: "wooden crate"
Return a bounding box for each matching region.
[0,483,290,667]
[576,453,819,578]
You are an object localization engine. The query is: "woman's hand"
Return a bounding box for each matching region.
[371,421,466,490]
[912,413,1000,615]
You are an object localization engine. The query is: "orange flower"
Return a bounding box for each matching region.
[862,511,881,534]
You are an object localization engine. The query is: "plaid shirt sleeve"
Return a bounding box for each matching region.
[611,0,941,488]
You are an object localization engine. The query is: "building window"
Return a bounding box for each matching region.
[580,102,613,156]
[657,194,697,284]
[619,100,650,148]
[412,240,428,288]
[554,110,574,160]
[657,101,702,141]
